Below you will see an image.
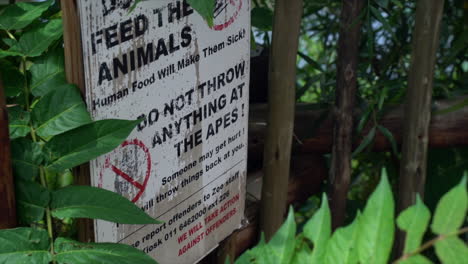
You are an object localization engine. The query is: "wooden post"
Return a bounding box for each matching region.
[329,0,365,229]
[0,78,16,229]
[396,0,445,255]
[260,0,303,240]
[60,0,94,242]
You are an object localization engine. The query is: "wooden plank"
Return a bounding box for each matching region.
[329,0,365,229]
[259,0,304,240]
[60,0,94,242]
[248,97,468,158]
[396,0,445,256]
[0,77,16,229]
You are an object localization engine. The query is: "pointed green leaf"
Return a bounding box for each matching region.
[434,237,468,264]
[357,169,395,264]
[187,0,214,26]
[11,138,44,181]
[9,19,63,57]
[2,38,17,47]
[236,234,274,264]
[303,193,331,263]
[30,47,67,96]
[0,0,53,30]
[0,227,51,264]
[32,84,91,138]
[352,127,376,157]
[397,196,431,253]
[54,238,157,264]
[325,213,360,264]
[16,180,50,225]
[268,207,297,264]
[45,119,139,171]
[7,106,30,139]
[50,185,162,224]
[290,242,312,264]
[431,175,467,235]
[377,125,399,156]
[370,6,397,42]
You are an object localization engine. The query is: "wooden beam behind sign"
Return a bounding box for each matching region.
[60,0,94,242]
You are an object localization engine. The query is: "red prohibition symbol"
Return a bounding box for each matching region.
[213,0,243,31]
[99,139,151,203]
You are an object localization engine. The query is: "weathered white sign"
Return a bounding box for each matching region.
[76,0,250,263]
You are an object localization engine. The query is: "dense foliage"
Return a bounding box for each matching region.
[0,1,161,263]
[234,171,468,264]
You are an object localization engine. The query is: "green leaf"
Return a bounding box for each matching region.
[352,126,376,157]
[54,237,157,264]
[303,193,331,263]
[16,180,50,225]
[434,237,468,264]
[0,61,24,97]
[357,168,395,264]
[11,138,44,181]
[50,185,162,224]
[369,6,398,42]
[324,213,360,264]
[2,38,17,47]
[0,227,52,264]
[236,234,274,264]
[268,207,297,264]
[187,0,214,26]
[7,106,30,139]
[251,7,273,31]
[0,0,53,30]
[45,119,139,172]
[431,175,467,235]
[0,49,23,58]
[290,242,312,264]
[32,84,91,138]
[8,19,63,57]
[376,0,389,8]
[399,255,433,264]
[298,51,324,73]
[30,47,67,96]
[377,125,399,156]
[397,196,431,254]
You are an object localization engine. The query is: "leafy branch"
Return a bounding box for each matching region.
[0,1,162,263]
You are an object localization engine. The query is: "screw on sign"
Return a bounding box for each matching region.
[99,139,151,203]
[213,0,243,31]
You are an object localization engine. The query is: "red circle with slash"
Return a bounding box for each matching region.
[213,0,243,31]
[99,139,151,203]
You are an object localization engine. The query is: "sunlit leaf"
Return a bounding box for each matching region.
[303,193,331,263]
[357,169,395,264]
[431,175,467,235]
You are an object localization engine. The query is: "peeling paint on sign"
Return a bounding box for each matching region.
[76,0,250,263]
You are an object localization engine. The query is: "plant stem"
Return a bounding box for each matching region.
[393,226,468,263]
[40,166,55,262]
[6,30,16,41]
[20,57,30,111]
